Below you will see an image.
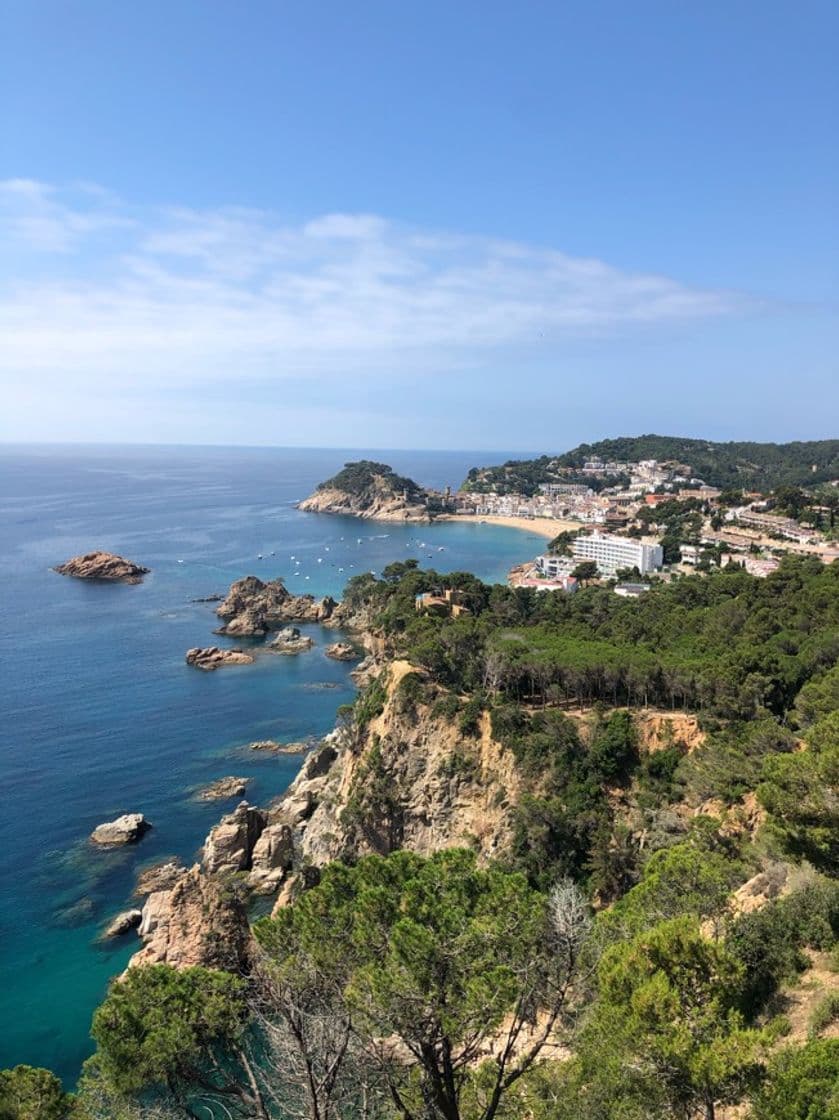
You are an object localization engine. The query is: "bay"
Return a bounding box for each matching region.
[0,444,544,1084]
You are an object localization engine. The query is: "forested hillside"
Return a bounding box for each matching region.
[463,435,839,494]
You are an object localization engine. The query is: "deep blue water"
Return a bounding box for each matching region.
[0,444,544,1085]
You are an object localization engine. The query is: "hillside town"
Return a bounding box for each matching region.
[446,455,839,591]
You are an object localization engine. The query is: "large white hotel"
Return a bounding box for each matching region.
[570,532,663,576]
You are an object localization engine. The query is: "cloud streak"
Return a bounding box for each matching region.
[0,180,746,386]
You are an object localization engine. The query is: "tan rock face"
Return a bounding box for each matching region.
[133,859,186,897]
[185,646,254,670]
[270,627,315,654]
[247,823,294,893]
[132,866,253,972]
[325,642,359,661]
[298,483,431,522]
[269,662,521,873]
[102,909,142,939]
[202,801,267,875]
[90,813,151,845]
[215,576,337,637]
[54,551,149,583]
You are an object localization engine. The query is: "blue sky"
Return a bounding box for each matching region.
[1,0,836,451]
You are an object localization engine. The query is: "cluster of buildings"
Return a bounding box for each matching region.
[725,505,820,545]
[453,457,837,594]
[453,458,712,529]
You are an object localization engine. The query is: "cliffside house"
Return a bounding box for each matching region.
[415,588,471,617]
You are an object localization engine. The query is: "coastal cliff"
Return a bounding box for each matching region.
[297,460,436,522]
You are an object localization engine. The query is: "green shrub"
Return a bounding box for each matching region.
[809,991,839,1039]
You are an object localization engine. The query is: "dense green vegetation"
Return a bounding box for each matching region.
[53,849,839,1120]
[462,434,839,493]
[315,460,427,501]
[346,555,839,722]
[5,556,837,1119]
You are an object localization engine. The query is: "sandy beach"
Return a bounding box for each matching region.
[438,514,582,539]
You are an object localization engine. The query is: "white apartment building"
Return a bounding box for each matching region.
[572,533,664,576]
[536,554,576,579]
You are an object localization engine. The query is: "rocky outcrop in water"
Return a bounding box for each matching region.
[131,866,252,972]
[270,627,315,654]
[325,641,359,661]
[54,551,149,583]
[91,813,151,846]
[215,576,337,637]
[133,859,186,897]
[185,646,254,670]
[196,776,251,801]
[103,909,142,939]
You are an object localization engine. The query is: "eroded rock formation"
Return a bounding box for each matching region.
[131,866,253,972]
[185,646,254,670]
[90,813,151,846]
[270,627,315,654]
[196,776,251,801]
[54,551,149,583]
[215,576,338,637]
[202,801,267,875]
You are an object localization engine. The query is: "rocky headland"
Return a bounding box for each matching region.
[297,459,439,522]
[185,646,255,670]
[54,551,150,583]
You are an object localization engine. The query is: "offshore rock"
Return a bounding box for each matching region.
[216,576,337,636]
[197,776,251,801]
[90,813,151,846]
[202,801,267,875]
[270,626,315,655]
[248,738,313,753]
[131,865,252,972]
[54,551,149,583]
[325,641,359,661]
[185,646,254,670]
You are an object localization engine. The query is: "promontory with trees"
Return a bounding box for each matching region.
[7,546,838,1120]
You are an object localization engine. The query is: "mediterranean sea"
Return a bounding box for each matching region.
[0,444,545,1086]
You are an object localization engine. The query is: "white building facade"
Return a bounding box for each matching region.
[571,533,663,576]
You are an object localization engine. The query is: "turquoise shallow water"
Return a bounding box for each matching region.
[0,444,543,1086]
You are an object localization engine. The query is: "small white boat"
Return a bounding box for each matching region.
[177,560,184,564]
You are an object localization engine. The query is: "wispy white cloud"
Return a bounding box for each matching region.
[0,179,747,386]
